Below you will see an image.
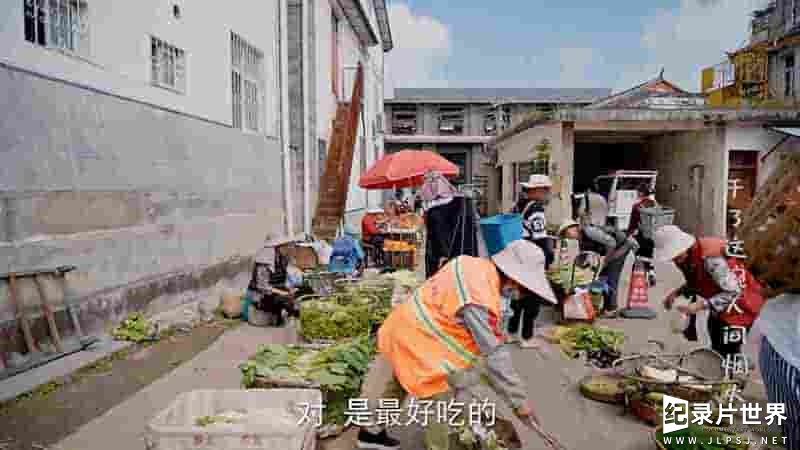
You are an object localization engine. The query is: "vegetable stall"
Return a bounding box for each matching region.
[240,270,422,441]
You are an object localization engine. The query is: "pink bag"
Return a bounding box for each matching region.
[563,288,596,321]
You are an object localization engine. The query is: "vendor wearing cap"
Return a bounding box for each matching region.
[356,240,563,450]
[655,225,763,358]
[512,174,555,267]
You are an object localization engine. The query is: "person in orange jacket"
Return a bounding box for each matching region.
[356,240,564,450]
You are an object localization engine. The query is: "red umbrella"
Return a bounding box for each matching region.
[358,150,460,189]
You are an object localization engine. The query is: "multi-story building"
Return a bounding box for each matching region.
[702,0,800,107]
[0,0,391,338]
[383,88,610,211]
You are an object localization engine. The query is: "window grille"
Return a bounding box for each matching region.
[151,36,186,92]
[24,0,90,56]
[231,32,265,132]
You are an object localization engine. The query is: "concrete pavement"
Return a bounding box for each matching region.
[52,324,296,450]
[52,260,773,450]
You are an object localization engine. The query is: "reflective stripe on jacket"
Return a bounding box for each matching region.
[377,256,503,399]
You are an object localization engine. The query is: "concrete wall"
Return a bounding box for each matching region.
[288,1,306,236]
[0,65,286,344]
[495,122,571,223]
[645,128,727,237]
[2,0,282,131]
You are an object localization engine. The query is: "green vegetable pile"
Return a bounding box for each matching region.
[195,415,237,427]
[299,295,386,341]
[656,424,748,450]
[240,336,376,425]
[112,312,158,342]
[559,325,624,356]
[379,270,421,290]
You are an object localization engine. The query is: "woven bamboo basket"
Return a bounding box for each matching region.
[615,348,729,403]
[631,398,661,426]
[578,374,627,404]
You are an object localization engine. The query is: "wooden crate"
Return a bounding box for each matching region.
[385,250,416,270]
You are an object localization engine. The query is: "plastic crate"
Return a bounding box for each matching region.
[638,206,675,240]
[145,389,320,450]
[386,250,415,269]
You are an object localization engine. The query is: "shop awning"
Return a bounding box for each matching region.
[767,126,800,138]
[762,126,800,161]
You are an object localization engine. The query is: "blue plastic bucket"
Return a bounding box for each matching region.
[241,295,252,322]
[480,214,523,256]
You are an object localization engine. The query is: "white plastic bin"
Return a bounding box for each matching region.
[145,389,321,450]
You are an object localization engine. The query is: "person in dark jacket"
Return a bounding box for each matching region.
[247,242,299,327]
[508,174,554,348]
[628,183,657,258]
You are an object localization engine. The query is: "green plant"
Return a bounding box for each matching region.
[300,300,373,341]
[112,312,157,342]
[240,336,376,425]
[531,138,552,175]
[559,325,625,358]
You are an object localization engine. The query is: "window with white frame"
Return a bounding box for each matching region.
[24,0,90,56]
[151,36,186,93]
[231,32,265,132]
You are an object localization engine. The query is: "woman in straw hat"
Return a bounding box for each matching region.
[653,225,763,359]
[356,240,565,450]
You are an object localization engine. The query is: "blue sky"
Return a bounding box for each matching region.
[384,0,768,95]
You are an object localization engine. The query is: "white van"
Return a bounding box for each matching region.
[592,170,658,231]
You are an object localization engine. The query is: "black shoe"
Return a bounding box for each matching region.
[357,429,400,450]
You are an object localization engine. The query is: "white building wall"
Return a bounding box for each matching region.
[724,126,786,187]
[315,0,335,145]
[0,0,292,335]
[312,0,388,229]
[1,0,282,130]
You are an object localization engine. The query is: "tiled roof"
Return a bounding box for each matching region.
[587,74,703,109]
[388,88,612,104]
